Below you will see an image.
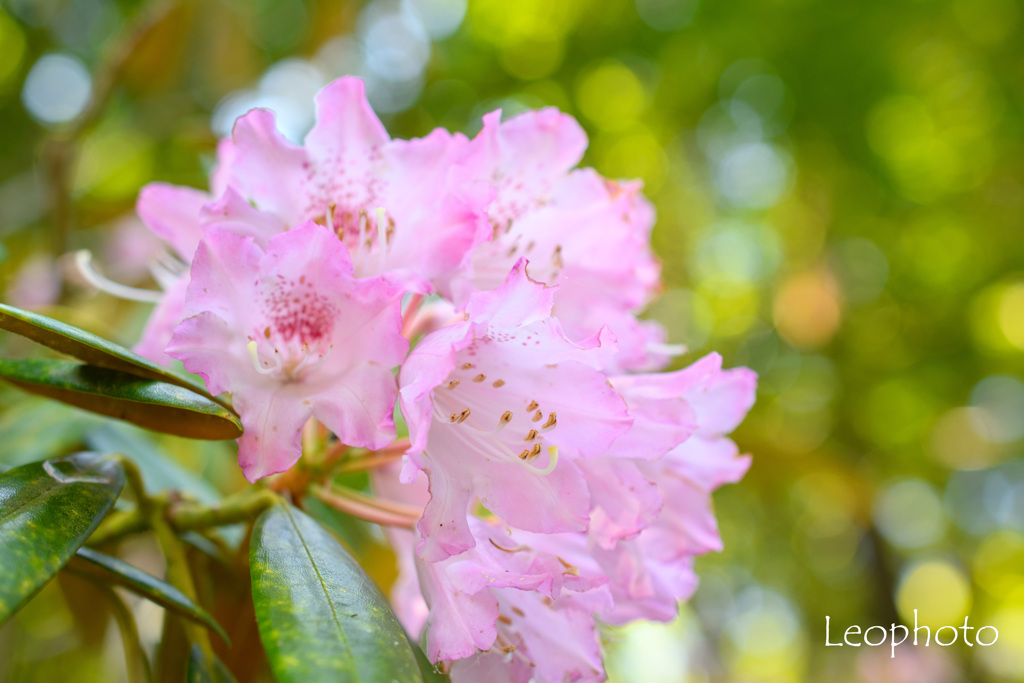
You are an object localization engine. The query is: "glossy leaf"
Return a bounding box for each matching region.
[0,359,243,440]
[0,453,124,624]
[68,546,229,643]
[0,302,225,406]
[250,503,421,683]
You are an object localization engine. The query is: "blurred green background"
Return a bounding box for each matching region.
[2,0,1024,681]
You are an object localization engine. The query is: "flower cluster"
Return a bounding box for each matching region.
[135,77,756,682]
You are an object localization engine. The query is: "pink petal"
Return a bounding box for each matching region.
[136,183,210,262]
[463,258,555,329]
[304,77,389,167]
[581,457,662,550]
[200,187,290,247]
[226,108,309,225]
[234,384,311,481]
[134,274,188,365]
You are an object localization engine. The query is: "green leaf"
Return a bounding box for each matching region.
[187,644,238,683]
[67,546,230,644]
[412,638,450,683]
[0,359,243,440]
[0,302,225,406]
[0,453,124,624]
[250,503,421,683]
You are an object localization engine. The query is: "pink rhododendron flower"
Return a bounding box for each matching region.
[399,260,631,561]
[207,77,490,293]
[132,77,489,363]
[450,109,668,371]
[166,221,406,481]
[126,74,759,682]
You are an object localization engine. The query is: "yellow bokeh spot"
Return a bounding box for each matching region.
[928,407,1003,470]
[597,127,666,191]
[73,126,155,200]
[0,10,26,90]
[970,281,1024,354]
[575,61,647,131]
[973,531,1024,598]
[866,90,992,201]
[997,282,1024,350]
[499,33,564,80]
[519,80,572,113]
[978,608,1024,678]
[896,560,972,629]
[772,270,841,349]
[469,0,590,46]
[699,281,760,338]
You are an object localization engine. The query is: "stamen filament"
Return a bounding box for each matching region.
[75,250,163,303]
[519,446,559,476]
[376,207,387,270]
[313,486,419,529]
[247,340,278,375]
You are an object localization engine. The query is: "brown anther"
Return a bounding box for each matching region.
[264,326,271,339]
[457,408,471,424]
[527,400,539,412]
[542,412,557,429]
[499,410,513,426]
[528,443,542,459]
[461,362,475,370]
[488,538,530,553]
[446,380,460,390]
[511,607,526,617]
[524,429,538,441]
[498,645,516,654]
[449,413,458,423]
[492,379,506,388]
[473,374,486,382]
[532,410,543,422]
[557,556,580,576]
[518,449,530,460]
[497,615,512,625]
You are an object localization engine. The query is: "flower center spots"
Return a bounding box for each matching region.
[434,360,559,475]
[264,277,336,345]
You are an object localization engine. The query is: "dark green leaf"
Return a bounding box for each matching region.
[0,453,124,624]
[250,503,421,683]
[68,546,229,643]
[0,359,242,440]
[0,302,225,406]
[187,644,238,683]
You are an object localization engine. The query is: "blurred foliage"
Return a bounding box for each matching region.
[1,0,1024,681]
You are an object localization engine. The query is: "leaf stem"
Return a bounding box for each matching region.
[95,582,153,683]
[152,504,215,665]
[88,506,151,545]
[168,488,281,532]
